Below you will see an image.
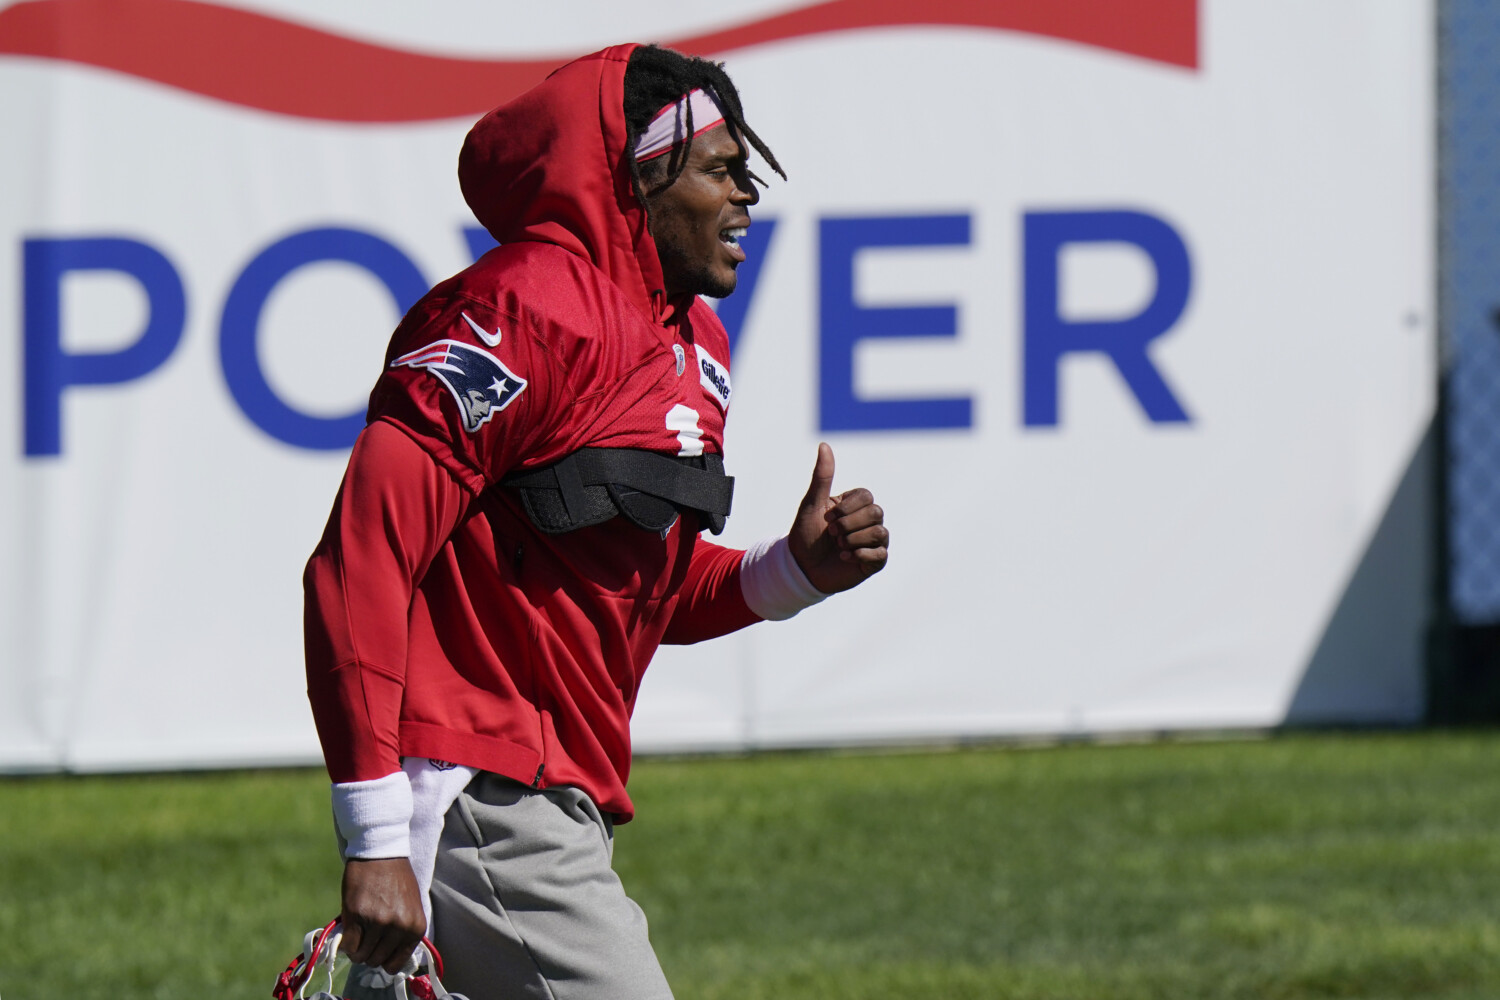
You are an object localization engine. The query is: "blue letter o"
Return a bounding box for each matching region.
[219,227,427,450]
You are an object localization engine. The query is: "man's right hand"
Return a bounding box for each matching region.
[341,856,427,973]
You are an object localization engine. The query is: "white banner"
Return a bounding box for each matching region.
[0,0,1434,770]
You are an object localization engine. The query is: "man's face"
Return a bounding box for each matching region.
[642,121,759,300]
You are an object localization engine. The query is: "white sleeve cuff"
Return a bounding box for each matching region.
[740,534,828,621]
[332,770,413,860]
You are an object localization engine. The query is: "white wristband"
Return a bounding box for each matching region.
[331,770,413,860]
[740,534,828,621]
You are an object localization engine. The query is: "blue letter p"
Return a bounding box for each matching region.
[24,237,186,456]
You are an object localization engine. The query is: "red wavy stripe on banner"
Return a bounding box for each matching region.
[0,0,1197,122]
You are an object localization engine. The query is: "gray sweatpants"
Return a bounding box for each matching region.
[428,773,674,1000]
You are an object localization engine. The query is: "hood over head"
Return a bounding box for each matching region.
[459,44,670,319]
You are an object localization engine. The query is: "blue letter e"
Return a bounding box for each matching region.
[1023,210,1192,427]
[24,237,186,456]
[820,215,973,432]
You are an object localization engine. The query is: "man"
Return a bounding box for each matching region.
[304,43,888,999]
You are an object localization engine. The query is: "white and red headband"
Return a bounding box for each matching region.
[634,88,738,162]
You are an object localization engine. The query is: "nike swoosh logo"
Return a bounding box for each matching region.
[461,311,502,348]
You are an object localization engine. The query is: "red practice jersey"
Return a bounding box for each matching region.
[304,45,761,820]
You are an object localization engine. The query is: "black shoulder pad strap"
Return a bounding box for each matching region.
[500,448,734,536]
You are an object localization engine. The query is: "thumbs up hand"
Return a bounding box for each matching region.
[787,443,889,595]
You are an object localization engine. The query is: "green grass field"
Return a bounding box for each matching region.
[2,731,1499,999]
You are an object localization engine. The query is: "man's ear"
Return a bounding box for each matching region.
[638,161,671,200]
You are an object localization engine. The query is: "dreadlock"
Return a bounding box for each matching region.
[623,44,786,209]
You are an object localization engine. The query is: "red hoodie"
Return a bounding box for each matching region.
[303,44,761,821]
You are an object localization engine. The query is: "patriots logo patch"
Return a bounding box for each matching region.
[391,339,527,433]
